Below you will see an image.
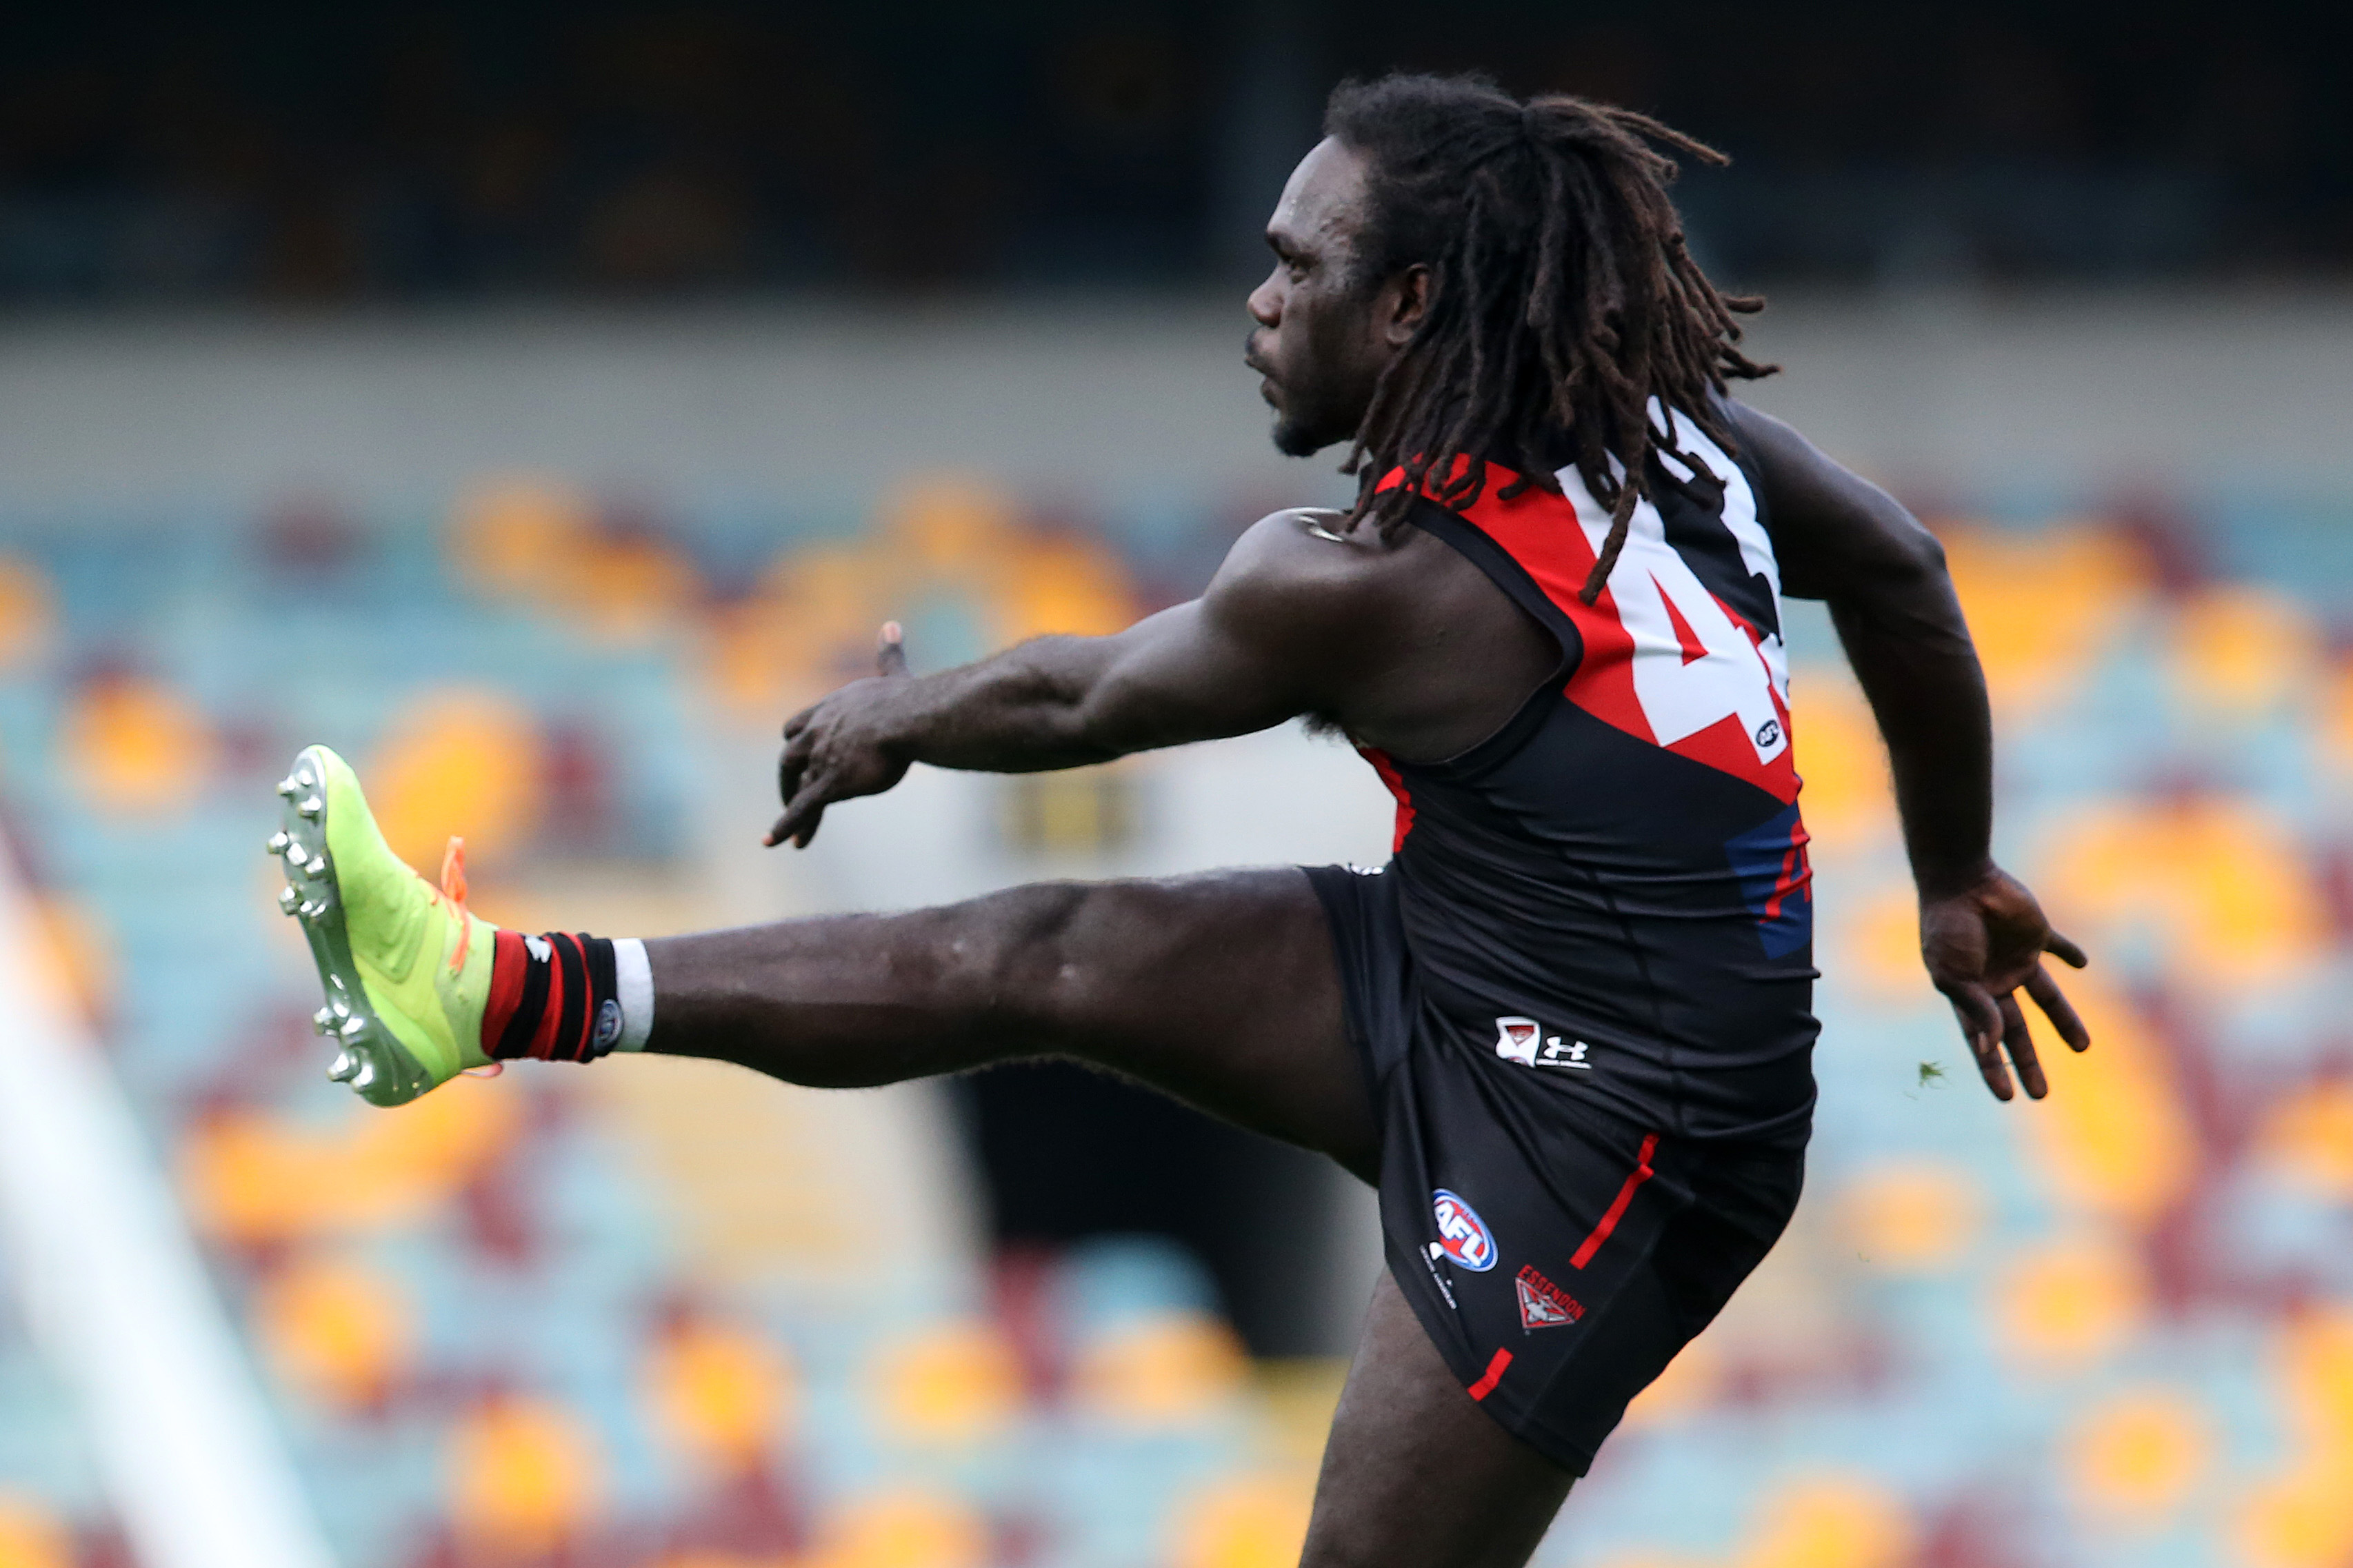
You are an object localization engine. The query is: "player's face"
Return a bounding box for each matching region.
[1245,139,1414,458]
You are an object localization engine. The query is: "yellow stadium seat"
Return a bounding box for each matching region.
[2021,972,2196,1229]
[366,687,545,870]
[702,545,895,719]
[566,531,703,646]
[447,1394,603,1561]
[879,476,1025,590]
[1731,1476,1913,1568]
[2255,1083,2353,1198]
[2064,1387,2212,1527]
[183,1074,523,1246]
[447,477,598,604]
[2170,584,2319,714]
[1170,1471,1316,1568]
[1995,1230,2148,1371]
[867,1321,1023,1447]
[1068,1310,1249,1428]
[2043,793,2325,989]
[1832,878,1935,1007]
[61,672,217,816]
[1834,1160,1985,1272]
[2238,1468,2353,1568]
[2235,1318,2353,1568]
[802,1487,988,1568]
[1935,521,2150,719]
[254,1253,414,1414]
[990,533,1139,646]
[648,1315,798,1473]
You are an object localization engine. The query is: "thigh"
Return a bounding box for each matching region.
[1010,866,1378,1181]
[1301,1270,1574,1568]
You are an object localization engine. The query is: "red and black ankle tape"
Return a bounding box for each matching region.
[485,931,622,1064]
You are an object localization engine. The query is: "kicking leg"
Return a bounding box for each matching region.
[1301,1272,1574,1568]
[641,867,1379,1178]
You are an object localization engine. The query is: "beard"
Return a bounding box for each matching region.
[1270,408,1334,457]
[1265,375,1366,456]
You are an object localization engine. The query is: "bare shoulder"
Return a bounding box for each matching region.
[1725,399,1838,486]
[1723,399,1943,597]
[1206,505,1431,635]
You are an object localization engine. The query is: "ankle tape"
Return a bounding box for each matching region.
[484,931,622,1063]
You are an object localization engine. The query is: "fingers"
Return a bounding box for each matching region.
[1945,983,2012,1101]
[774,730,816,821]
[2000,992,2047,1100]
[877,621,909,678]
[2045,928,2089,969]
[763,789,829,850]
[2025,963,2092,1053]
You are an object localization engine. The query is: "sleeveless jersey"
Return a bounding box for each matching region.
[1363,408,1819,1146]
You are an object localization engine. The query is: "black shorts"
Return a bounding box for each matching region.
[1306,863,1806,1476]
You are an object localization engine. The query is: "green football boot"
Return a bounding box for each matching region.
[268,745,497,1105]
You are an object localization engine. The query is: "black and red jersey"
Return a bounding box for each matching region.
[1361,407,1819,1146]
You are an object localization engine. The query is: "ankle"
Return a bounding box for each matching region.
[481,932,652,1063]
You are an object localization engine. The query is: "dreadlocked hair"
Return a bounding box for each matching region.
[1328,74,1774,603]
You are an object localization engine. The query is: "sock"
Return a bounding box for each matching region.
[480,932,648,1063]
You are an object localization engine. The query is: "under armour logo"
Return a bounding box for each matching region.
[523,934,554,963]
[1537,1036,1594,1072]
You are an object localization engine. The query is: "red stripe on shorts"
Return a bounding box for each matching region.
[1466,1347,1513,1402]
[1570,1133,1659,1270]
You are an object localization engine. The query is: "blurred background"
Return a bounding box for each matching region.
[0,4,2347,1567]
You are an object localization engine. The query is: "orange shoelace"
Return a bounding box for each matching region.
[436,836,473,975]
[439,836,506,1078]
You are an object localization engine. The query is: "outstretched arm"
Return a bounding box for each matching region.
[1730,402,2090,1100]
[765,510,1365,848]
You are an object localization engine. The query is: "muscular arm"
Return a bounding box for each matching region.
[1730,404,1990,896]
[1729,401,2088,1099]
[765,510,1374,847]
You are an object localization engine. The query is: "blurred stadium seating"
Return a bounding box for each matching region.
[0,461,2348,1568]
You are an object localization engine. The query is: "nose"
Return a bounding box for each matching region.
[1246,269,1281,328]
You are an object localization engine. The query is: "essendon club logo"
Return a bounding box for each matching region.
[1494,1016,1541,1066]
[1516,1265,1583,1329]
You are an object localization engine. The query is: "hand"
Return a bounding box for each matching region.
[1919,865,2090,1101]
[765,623,914,849]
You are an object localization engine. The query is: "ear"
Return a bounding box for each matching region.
[1382,264,1432,348]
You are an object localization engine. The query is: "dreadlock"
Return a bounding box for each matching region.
[1326,74,1774,603]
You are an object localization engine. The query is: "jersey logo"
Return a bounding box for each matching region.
[1516,1265,1584,1329]
[1538,1037,1594,1071]
[1431,1189,1498,1272]
[1429,420,1801,805]
[1494,1018,1596,1072]
[1493,1016,1541,1065]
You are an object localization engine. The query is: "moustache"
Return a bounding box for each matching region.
[1242,331,1273,379]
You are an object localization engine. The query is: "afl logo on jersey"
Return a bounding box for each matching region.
[1431,1189,1498,1272]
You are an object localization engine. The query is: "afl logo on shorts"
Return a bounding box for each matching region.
[1431,1189,1498,1272]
